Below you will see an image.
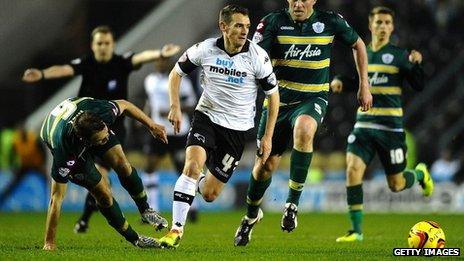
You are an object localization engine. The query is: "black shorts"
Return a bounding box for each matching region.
[186,111,247,183]
[144,135,187,156]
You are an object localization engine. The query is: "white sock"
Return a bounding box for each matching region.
[142,172,159,212]
[197,173,206,195]
[172,174,197,231]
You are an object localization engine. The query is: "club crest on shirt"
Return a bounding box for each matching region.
[347,134,356,144]
[66,160,75,167]
[108,80,117,91]
[312,22,325,33]
[382,53,394,64]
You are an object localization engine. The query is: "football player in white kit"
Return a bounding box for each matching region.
[158,5,280,248]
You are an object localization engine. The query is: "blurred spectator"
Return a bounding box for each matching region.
[453,152,464,184]
[0,122,47,208]
[142,57,198,220]
[430,148,460,182]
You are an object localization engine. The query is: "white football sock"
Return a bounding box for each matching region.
[172,174,197,231]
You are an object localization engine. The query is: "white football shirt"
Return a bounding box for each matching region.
[175,37,277,131]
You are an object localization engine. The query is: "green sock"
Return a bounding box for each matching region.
[286,149,312,206]
[98,198,139,243]
[347,184,363,234]
[349,209,363,234]
[403,170,416,189]
[118,167,149,213]
[414,169,424,182]
[246,175,272,218]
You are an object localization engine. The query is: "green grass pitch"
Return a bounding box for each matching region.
[0,211,462,260]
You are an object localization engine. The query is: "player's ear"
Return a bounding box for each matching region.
[219,20,227,32]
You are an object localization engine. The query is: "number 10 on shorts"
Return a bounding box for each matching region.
[390,148,404,164]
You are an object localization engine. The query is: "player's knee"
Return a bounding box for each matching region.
[294,117,316,146]
[112,157,132,176]
[202,191,218,202]
[388,180,403,192]
[183,160,201,179]
[346,163,361,176]
[96,193,113,208]
[294,129,314,146]
[346,164,363,183]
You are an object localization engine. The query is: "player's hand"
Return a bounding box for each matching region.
[258,135,272,165]
[330,79,343,93]
[149,123,168,144]
[43,242,57,251]
[357,81,372,112]
[161,44,181,58]
[409,50,422,64]
[168,106,182,134]
[22,68,42,83]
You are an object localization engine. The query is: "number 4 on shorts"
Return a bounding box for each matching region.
[221,154,238,172]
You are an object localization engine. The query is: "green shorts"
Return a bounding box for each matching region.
[51,132,120,189]
[258,97,327,156]
[347,127,407,175]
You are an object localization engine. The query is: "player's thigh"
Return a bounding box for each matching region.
[257,107,292,156]
[183,145,207,178]
[346,129,374,184]
[376,131,407,175]
[101,144,132,175]
[206,125,247,184]
[293,115,318,150]
[92,132,128,173]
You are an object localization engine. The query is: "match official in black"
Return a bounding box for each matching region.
[22,25,180,233]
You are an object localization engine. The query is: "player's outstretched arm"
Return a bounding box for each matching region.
[114,99,168,144]
[167,68,183,134]
[43,180,67,251]
[351,38,372,111]
[131,44,181,66]
[259,91,279,164]
[22,65,74,83]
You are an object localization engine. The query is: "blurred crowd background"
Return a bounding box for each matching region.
[1,0,464,212]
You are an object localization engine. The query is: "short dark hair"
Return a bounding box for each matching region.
[369,6,395,22]
[91,25,113,40]
[72,112,105,141]
[219,5,249,24]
